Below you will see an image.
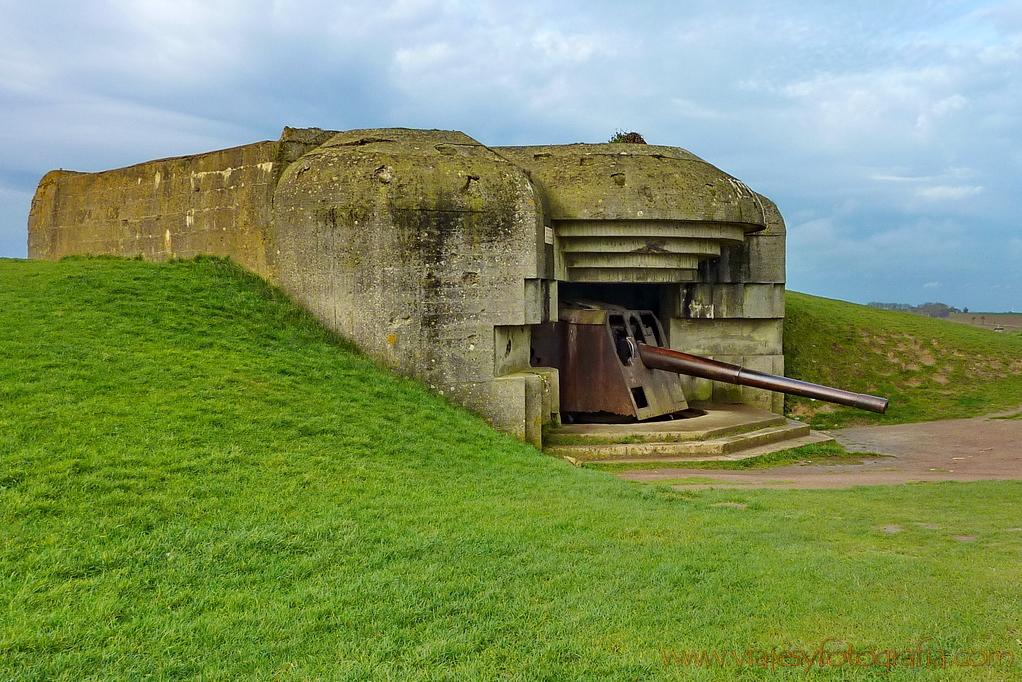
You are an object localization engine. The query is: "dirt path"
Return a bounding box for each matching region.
[618,410,1022,489]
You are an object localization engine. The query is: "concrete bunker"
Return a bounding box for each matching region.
[29,126,799,449]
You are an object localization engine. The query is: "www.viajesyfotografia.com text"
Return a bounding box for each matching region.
[662,638,1014,674]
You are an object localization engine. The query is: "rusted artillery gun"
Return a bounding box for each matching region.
[530,301,888,422]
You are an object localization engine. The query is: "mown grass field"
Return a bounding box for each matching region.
[1,257,1021,681]
[784,292,1022,428]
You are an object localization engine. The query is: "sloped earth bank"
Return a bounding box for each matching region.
[618,408,1022,489]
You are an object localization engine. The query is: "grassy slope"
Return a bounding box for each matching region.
[2,258,1021,681]
[784,291,1022,428]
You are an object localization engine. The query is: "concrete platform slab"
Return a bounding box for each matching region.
[544,404,833,462]
[545,404,786,445]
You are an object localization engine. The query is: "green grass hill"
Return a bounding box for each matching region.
[1,257,1020,680]
[785,291,1022,428]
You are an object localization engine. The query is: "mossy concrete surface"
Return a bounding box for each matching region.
[495,143,766,224]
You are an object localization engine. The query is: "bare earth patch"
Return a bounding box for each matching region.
[618,409,1022,489]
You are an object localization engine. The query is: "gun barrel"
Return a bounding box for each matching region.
[636,343,889,414]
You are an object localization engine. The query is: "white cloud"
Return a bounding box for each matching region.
[915,92,969,135]
[378,0,462,23]
[869,173,932,182]
[0,52,50,97]
[775,66,974,152]
[531,30,604,64]
[931,93,968,116]
[917,185,984,200]
[394,42,456,74]
[670,98,725,120]
[0,89,253,175]
[923,281,941,288]
[863,169,985,216]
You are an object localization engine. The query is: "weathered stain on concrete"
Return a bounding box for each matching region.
[28,127,788,448]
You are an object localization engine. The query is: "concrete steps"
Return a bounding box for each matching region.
[544,404,834,463]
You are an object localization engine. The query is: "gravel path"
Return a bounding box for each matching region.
[617,410,1022,489]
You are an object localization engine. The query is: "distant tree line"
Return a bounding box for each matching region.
[867,302,965,318]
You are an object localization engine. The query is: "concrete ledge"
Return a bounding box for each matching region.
[547,421,818,462]
[669,319,783,356]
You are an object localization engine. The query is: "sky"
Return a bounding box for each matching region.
[1,0,1019,311]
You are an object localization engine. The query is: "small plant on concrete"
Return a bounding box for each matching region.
[608,130,646,143]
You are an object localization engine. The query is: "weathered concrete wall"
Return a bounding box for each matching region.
[671,194,786,412]
[28,142,281,277]
[267,129,557,442]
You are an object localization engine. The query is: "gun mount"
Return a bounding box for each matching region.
[530,301,888,422]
